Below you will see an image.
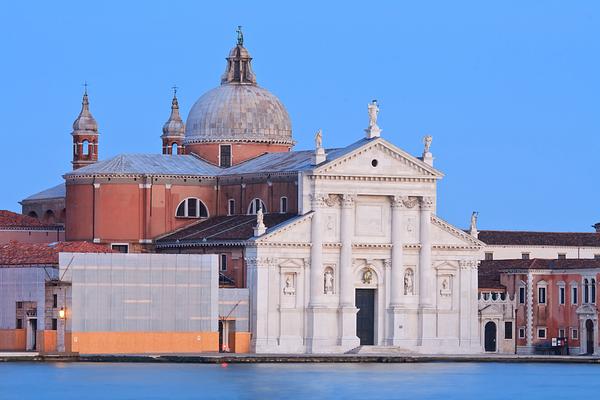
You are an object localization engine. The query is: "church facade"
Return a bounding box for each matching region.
[20,33,484,354]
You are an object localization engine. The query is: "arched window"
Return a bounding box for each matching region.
[44,210,55,224]
[280,196,288,213]
[247,198,266,215]
[176,198,208,218]
[584,279,589,303]
[82,140,90,156]
[171,143,178,154]
[592,279,597,304]
[27,211,38,219]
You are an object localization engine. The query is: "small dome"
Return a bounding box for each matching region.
[184,84,292,145]
[162,95,185,138]
[72,92,98,133]
[184,42,293,146]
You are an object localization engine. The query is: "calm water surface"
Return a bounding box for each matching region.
[0,362,599,399]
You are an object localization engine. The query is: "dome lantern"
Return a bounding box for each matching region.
[184,29,294,166]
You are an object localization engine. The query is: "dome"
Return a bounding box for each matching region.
[184,42,293,146]
[162,94,185,138]
[184,84,293,145]
[72,92,98,133]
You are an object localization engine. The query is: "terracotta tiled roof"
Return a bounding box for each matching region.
[0,241,114,266]
[156,213,298,245]
[0,210,60,229]
[478,258,600,289]
[478,230,600,247]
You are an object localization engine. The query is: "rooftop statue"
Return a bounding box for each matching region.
[236,25,244,46]
[423,135,432,154]
[367,100,379,129]
[315,129,323,149]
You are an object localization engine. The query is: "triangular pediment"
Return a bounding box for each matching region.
[254,213,313,244]
[314,138,443,178]
[431,215,485,249]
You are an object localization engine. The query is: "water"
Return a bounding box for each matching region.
[0,362,598,399]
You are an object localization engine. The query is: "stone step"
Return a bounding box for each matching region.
[346,346,413,355]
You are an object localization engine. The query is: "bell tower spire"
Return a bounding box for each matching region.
[161,86,185,155]
[72,84,99,170]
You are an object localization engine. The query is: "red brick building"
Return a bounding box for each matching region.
[479,258,600,355]
[0,210,64,244]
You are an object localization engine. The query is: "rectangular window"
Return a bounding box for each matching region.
[220,144,232,168]
[219,254,228,272]
[572,328,579,340]
[16,301,23,309]
[558,253,566,260]
[559,287,565,305]
[504,322,513,339]
[572,286,578,304]
[280,197,288,213]
[51,318,58,330]
[16,319,22,329]
[518,287,526,304]
[53,294,58,308]
[537,328,547,339]
[538,287,546,304]
[187,199,197,217]
[558,328,565,338]
[111,244,129,253]
[518,327,526,339]
[228,199,235,216]
[595,254,600,260]
[521,252,530,260]
[484,252,493,261]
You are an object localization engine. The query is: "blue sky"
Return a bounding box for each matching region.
[0,1,598,231]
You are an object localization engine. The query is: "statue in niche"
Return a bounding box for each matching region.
[404,269,414,295]
[283,274,295,295]
[362,268,373,285]
[324,268,334,294]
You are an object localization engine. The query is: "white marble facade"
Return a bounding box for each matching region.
[246,137,484,354]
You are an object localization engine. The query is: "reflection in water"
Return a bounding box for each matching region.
[1,362,599,400]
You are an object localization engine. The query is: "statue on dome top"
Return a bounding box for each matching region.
[236,25,244,46]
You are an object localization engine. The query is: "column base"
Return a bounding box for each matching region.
[338,306,360,351]
[306,305,339,353]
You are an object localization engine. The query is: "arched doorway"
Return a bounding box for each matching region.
[585,319,594,355]
[484,321,497,352]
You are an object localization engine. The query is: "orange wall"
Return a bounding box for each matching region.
[186,142,291,166]
[37,330,57,353]
[229,332,251,353]
[0,329,26,351]
[0,229,64,244]
[71,331,219,354]
[66,184,94,240]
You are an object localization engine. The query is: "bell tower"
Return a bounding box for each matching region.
[72,87,99,169]
[161,87,185,155]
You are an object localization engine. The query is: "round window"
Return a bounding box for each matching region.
[371,159,378,167]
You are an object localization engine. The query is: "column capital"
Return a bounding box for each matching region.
[309,192,327,209]
[390,195,406,209]
[341,193,355,208]
[459,259,478,270]
[420,196,434,210]
[383,259,392,269]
